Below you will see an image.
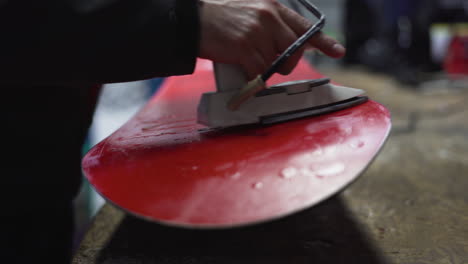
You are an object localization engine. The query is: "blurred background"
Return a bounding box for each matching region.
[74,0,468,243]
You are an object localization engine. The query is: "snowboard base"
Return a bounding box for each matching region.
[82,59,391,228]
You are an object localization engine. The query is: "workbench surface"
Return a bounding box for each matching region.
[73,69,468,264]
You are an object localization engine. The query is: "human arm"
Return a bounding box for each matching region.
[0,0,344,85]
[0,0,199,85]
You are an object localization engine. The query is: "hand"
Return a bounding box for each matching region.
[198,0,345,80]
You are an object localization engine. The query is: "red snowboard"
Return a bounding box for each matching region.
[82,59,391,228]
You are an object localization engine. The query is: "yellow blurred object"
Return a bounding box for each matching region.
[227,75,266,110]
[452,23,468,36]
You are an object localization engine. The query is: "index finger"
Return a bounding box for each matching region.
[275,2,345,58]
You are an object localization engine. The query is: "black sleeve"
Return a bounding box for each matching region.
[0,0,200,85]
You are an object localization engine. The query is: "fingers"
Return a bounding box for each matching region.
[272,19,302,74]
[276,2,311,36]
[241,48,267,80]
[248,26,278,78]
[276,2,345,58]
[308,32,346,58]
[278,47,306,75]
[250,18,278,68]
[245,1,346,78]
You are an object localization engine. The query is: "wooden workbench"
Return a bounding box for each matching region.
[73,69,468,264]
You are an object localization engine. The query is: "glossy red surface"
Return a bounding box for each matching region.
[82,59,391,228]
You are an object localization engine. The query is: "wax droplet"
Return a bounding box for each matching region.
[231,172,241,180]
[300,168,316,177]
[316,163,345,178]
[280,167,297,179]
[349,140,365,149]
[192,166,199,170]
[311,147,323,156]
[344,127,353,135]
[325,145,337,155]
[253,182,263,189]
[215,162,234,171]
